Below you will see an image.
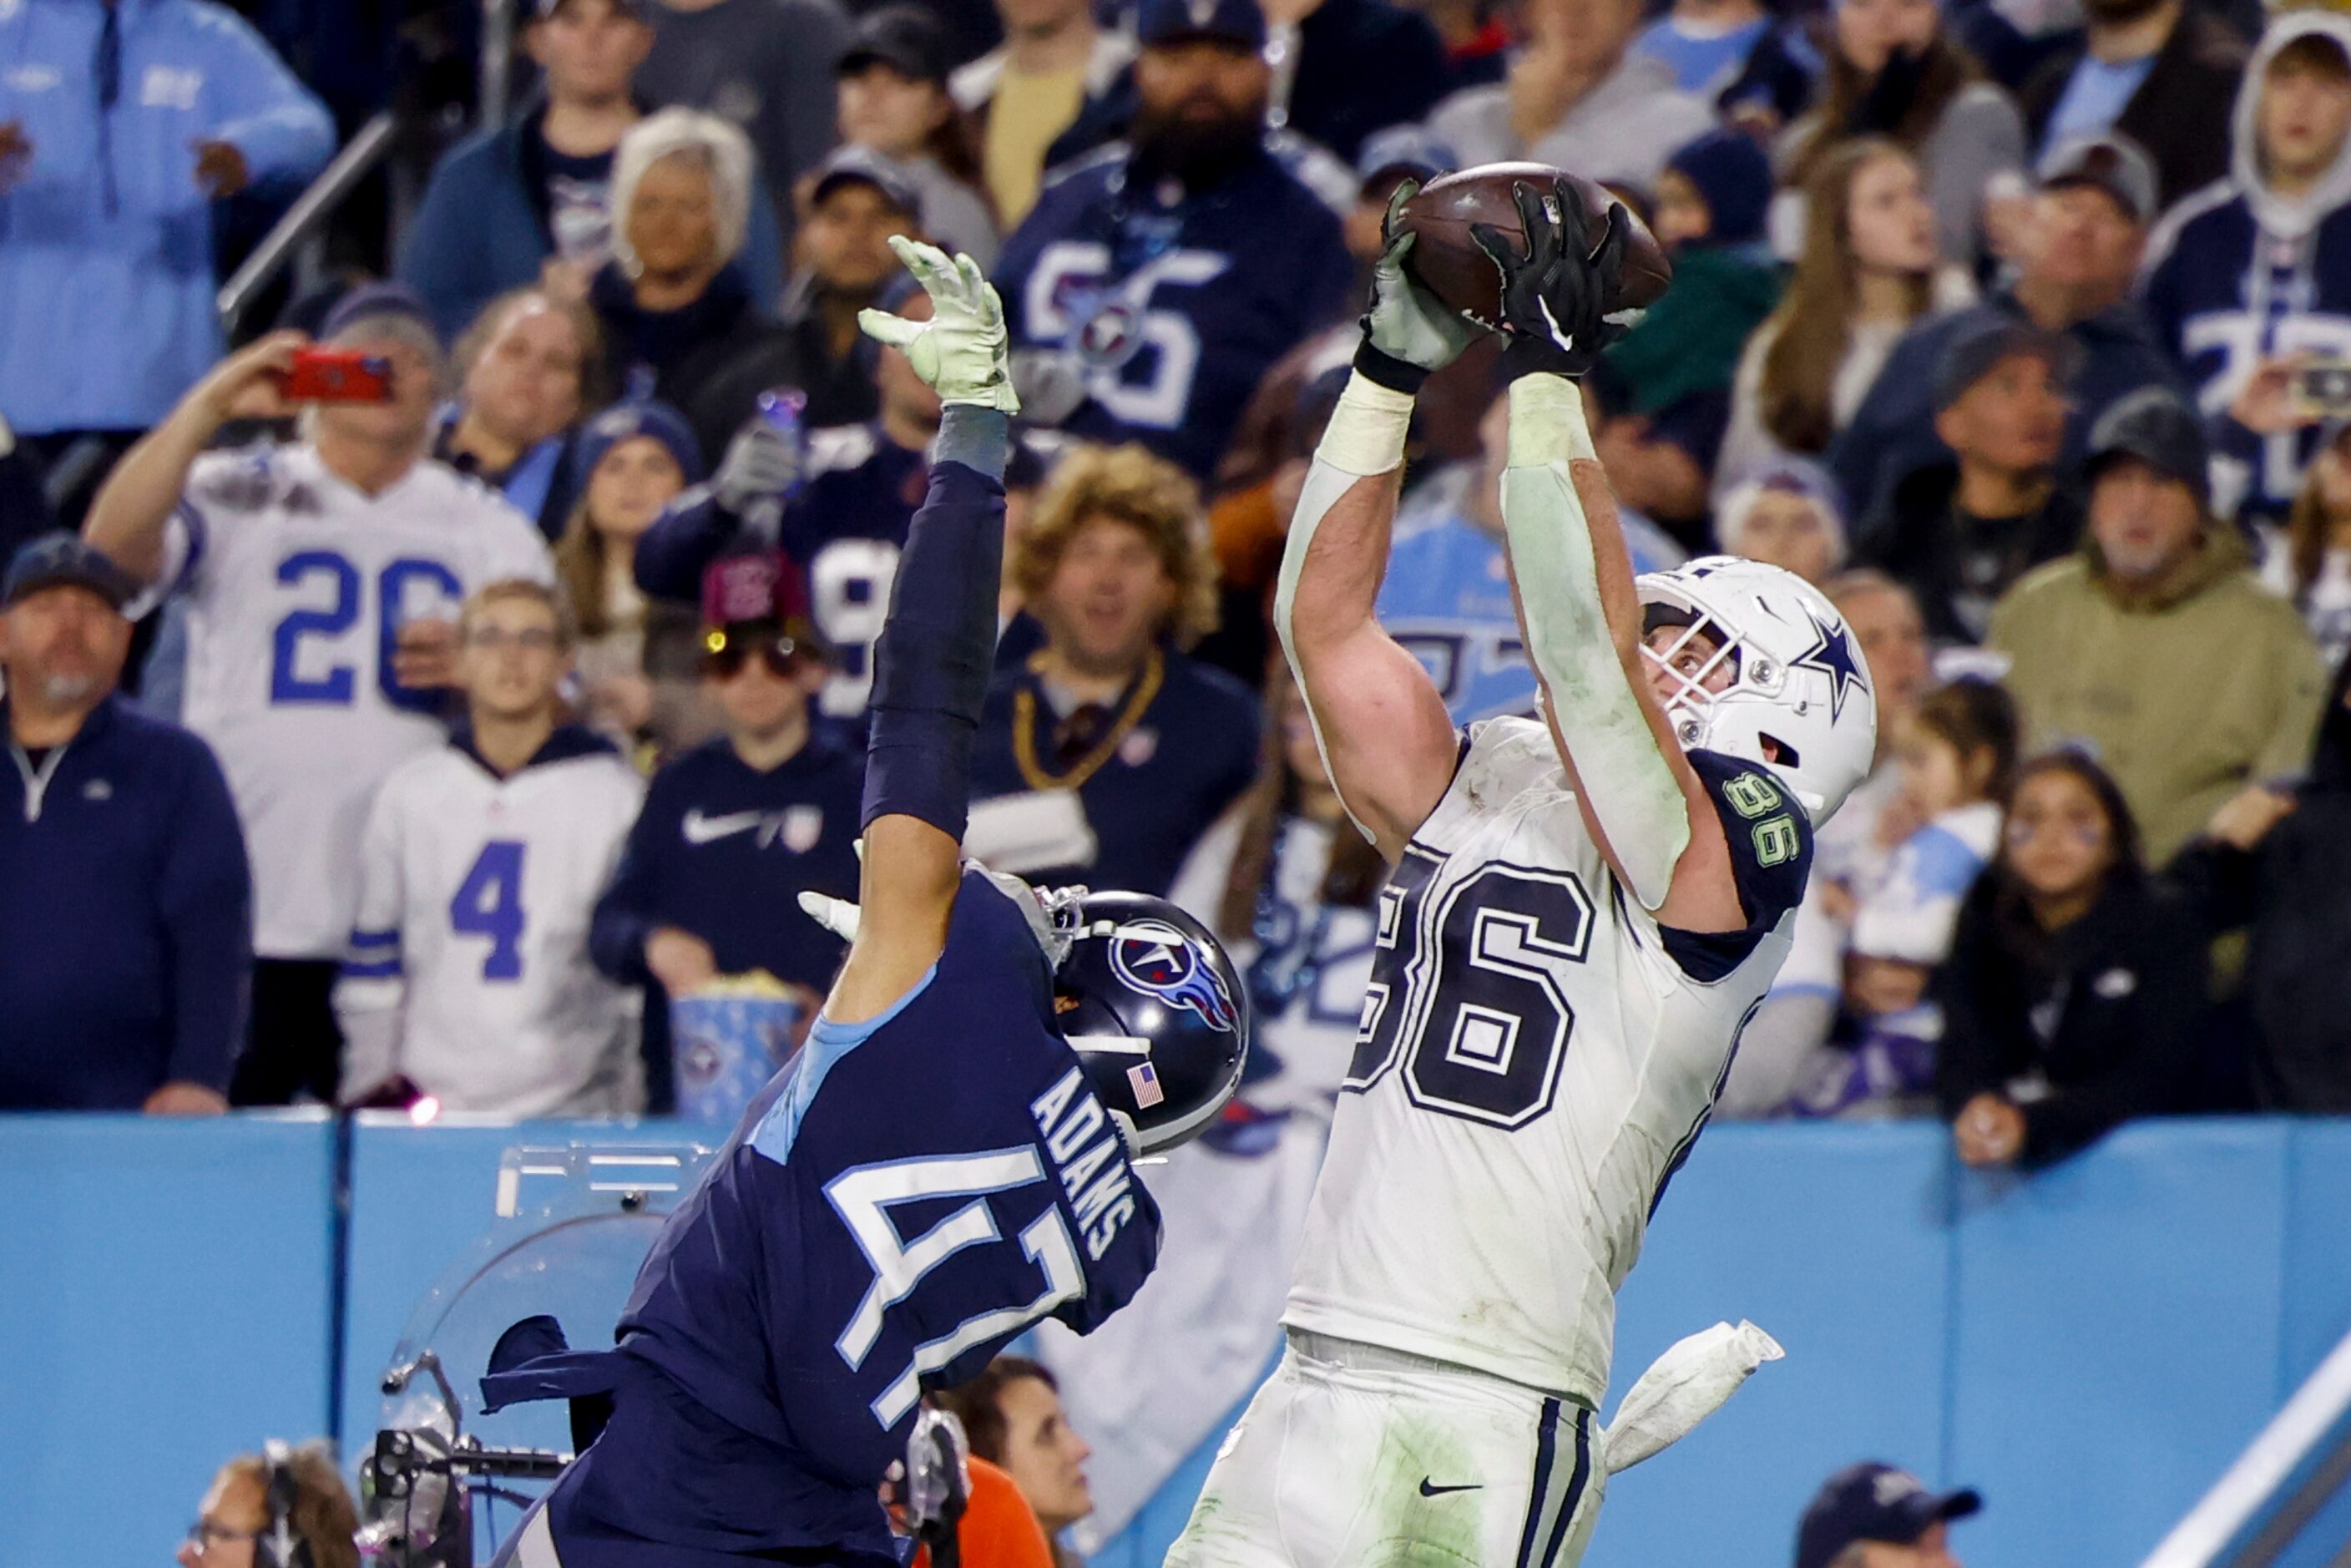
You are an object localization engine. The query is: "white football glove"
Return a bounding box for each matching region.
[858,236,1020,414]
[1363,181,1483,376]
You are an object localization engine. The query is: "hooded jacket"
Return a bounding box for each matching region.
[0,0,334,434]
[2142,10,2351,520]
[1985,519,2328,863]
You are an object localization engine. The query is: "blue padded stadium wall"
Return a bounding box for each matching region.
[5,1115,2348,1568]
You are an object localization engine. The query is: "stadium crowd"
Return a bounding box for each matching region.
[7,0,2351,1556]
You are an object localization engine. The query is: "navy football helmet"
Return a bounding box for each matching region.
[1052,892,1251,1156]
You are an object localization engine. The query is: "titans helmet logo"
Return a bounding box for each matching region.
[1110,921,1239,1034]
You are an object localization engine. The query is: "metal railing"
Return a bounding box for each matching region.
[215,109,402,340]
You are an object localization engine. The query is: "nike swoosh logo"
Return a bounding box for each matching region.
[1418,1479,1481,1497]
[683,809,766,846]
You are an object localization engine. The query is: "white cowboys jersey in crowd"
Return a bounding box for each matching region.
[152,444,554,958]
[1283,717,1813,1413]
[336,729,646,1115]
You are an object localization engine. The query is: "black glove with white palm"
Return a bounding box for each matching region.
[1471,176,1630,382]
[1354,179,1484,396]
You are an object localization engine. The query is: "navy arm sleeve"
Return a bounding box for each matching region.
[159,739,255,1090]
[1654,749,1815,983]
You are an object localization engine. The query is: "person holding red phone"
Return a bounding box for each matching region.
[84,282,556,1106]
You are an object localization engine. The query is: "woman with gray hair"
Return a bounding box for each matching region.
[589,108,786,417]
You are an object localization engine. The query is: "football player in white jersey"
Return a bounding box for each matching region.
[336,579,646,1115]
[86,287,554,1100]
[1167,179,1879,1566]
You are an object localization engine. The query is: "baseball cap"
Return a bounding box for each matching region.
[320,280,441,346]
[700,550,826,653]
[2037,133,2158,225]
[1932,314,2078,413]
[1796,1464,1982,1568]
[533,0,650,18]
[3,533,139,611]
[2086,386,2212,504]
[573,397,705,493]
[1137,0,1267,52]
[808,146,926,225]
[1355,126,1455,193]
[837,4,951,83]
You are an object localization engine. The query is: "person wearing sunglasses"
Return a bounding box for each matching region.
[589,549,866,1066]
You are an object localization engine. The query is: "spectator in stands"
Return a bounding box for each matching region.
[177,1442,360,1568]
[1717,463,1848,584]
[1599,129,1782,513]
[1772,0,2026,270]
[2017,0,2246,210]
[1935,750,2207,1167]
[551,397,704,746]
[590,109,776,422]
[2142,13,2351,524]
[995,0,1353,483]
[0,416,57,570]
[635,0,851,250]
[639,282,943,726]
[1427,0,1713,188]
[83,287,554,1104]
[1255,0,1449,167]
[591,552,862,1010]
[0,0,333,492]
[935,1358,1097,1561]
[1830,678,2018,1106]
[968,444,1260,895]
[680,147,923,455]
[337,580,645,1115]
[1631,0,1773,98]
[2269,422,2351,673]
[2172,664,2351,1112]
[1720,140,1969,492]
[0,535,248,1115]
[835,6,999,267]
[1990,389,2327,863]
[950,0,1135,230]
[1795,1462,1980,1568]
[1829,134,2182,526]
[397,0,786,344]
[1378,389,1683,725]
[907,1454,1058,1568]
[1860,316,2081,644]
[437,288,606,540]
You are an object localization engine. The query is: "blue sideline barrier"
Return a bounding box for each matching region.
[5,1115,2348,1568]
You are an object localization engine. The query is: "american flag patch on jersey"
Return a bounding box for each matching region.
[1128,1061,1165,1108]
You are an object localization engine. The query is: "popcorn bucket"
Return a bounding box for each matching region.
[670,976,805,1127]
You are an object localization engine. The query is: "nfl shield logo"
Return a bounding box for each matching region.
[781,806,822,854]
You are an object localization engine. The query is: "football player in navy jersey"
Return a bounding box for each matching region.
[993,0,1354,482]
[480,238,1249,1568]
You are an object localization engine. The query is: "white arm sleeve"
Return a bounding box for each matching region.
[1498,374,1691,910]
[1272,369,1415,847]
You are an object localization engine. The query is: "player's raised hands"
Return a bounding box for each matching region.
[858,236,1019,414]
[1472,177,1629,380]
[1358,180,1483,391]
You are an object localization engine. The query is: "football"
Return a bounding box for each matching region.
[1395,162,1674,333]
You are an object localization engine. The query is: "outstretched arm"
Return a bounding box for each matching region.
[1478,180,1743,931]
[1275,196,1483,860]
[822,239,1021,1024]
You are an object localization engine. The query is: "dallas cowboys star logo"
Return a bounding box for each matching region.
[1792,610,1870,721]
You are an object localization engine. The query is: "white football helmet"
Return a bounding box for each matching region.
[1634,555,1878,824]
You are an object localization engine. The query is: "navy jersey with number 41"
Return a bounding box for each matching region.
[613,869,1161,1532]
